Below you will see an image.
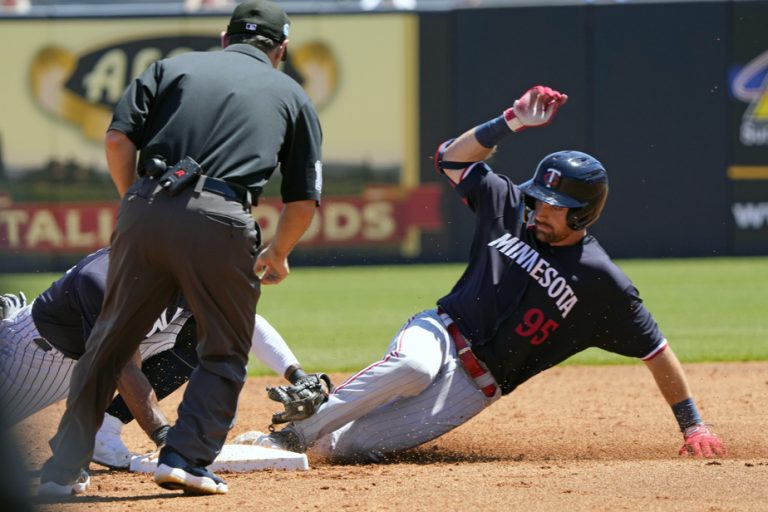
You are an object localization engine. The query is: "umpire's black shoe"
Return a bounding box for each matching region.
[154,447,228,495]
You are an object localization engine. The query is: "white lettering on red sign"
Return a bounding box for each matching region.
[0,190,440,253]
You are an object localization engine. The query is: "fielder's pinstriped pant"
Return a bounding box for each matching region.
[0,304,190,426]
[295,309,501,462]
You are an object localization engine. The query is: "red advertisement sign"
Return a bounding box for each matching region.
[0,185,443,254]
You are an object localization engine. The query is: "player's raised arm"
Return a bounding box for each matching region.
[438,85,568,184]
[643,346,726,458]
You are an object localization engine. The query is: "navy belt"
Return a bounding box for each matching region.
[437,308,498,398]
[201,177,251,207]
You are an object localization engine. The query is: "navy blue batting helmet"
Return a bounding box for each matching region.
[518,150,608,230]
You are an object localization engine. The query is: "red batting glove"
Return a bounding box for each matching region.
[679,424,726,458]
[504,85,568,132]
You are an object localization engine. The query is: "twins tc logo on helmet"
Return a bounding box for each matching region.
[543,168,562,188]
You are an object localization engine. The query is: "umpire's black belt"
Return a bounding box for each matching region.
[200,176,251,208]
[437,308,498,398]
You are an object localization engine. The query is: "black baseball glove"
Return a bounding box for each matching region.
[267,373,333,425]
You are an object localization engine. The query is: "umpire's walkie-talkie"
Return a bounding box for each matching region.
[158,157,202,196]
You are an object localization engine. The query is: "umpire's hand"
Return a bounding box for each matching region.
[255,245,289,285]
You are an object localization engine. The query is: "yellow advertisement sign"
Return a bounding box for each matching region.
[0,13,436,261]
[0,14,418,179]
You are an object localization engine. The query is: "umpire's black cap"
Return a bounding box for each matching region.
[226,0,291,43]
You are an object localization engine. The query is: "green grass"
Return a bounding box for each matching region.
[579,257,768,364]
[1,257,766,375]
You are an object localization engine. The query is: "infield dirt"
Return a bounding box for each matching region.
[19,362,768,512]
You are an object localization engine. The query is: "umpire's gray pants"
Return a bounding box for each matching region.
[42,177,260,482]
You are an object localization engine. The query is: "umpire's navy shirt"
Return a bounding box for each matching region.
[109,44,323,205]
[437,162,666,395]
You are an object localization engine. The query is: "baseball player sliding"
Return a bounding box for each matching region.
[237,85,726,461]
[0,247,324,470]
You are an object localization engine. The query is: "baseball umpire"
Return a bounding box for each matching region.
[237,85,725,462]
[38,0,322,496]
[1,248,317,470]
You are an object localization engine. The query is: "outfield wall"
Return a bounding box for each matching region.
[1,2,767,272]
[420,1,768,260]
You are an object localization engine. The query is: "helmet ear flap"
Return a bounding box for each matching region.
[566,208,587,230]
[566,190,607,230]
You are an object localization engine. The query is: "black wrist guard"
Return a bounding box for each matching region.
[286,365,308,385]
[151,424,171,447]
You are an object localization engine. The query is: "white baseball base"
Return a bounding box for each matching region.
[129,444,309,473]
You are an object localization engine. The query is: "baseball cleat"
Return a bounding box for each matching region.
[154,447,228,495]
[232,428,303,452]
[37,469,90,496]
[91,413,137,469]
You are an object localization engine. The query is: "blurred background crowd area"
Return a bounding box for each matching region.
[0,0,700,16]
[2,0,766,270]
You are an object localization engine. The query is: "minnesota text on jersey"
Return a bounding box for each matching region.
[488,233,578,318]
